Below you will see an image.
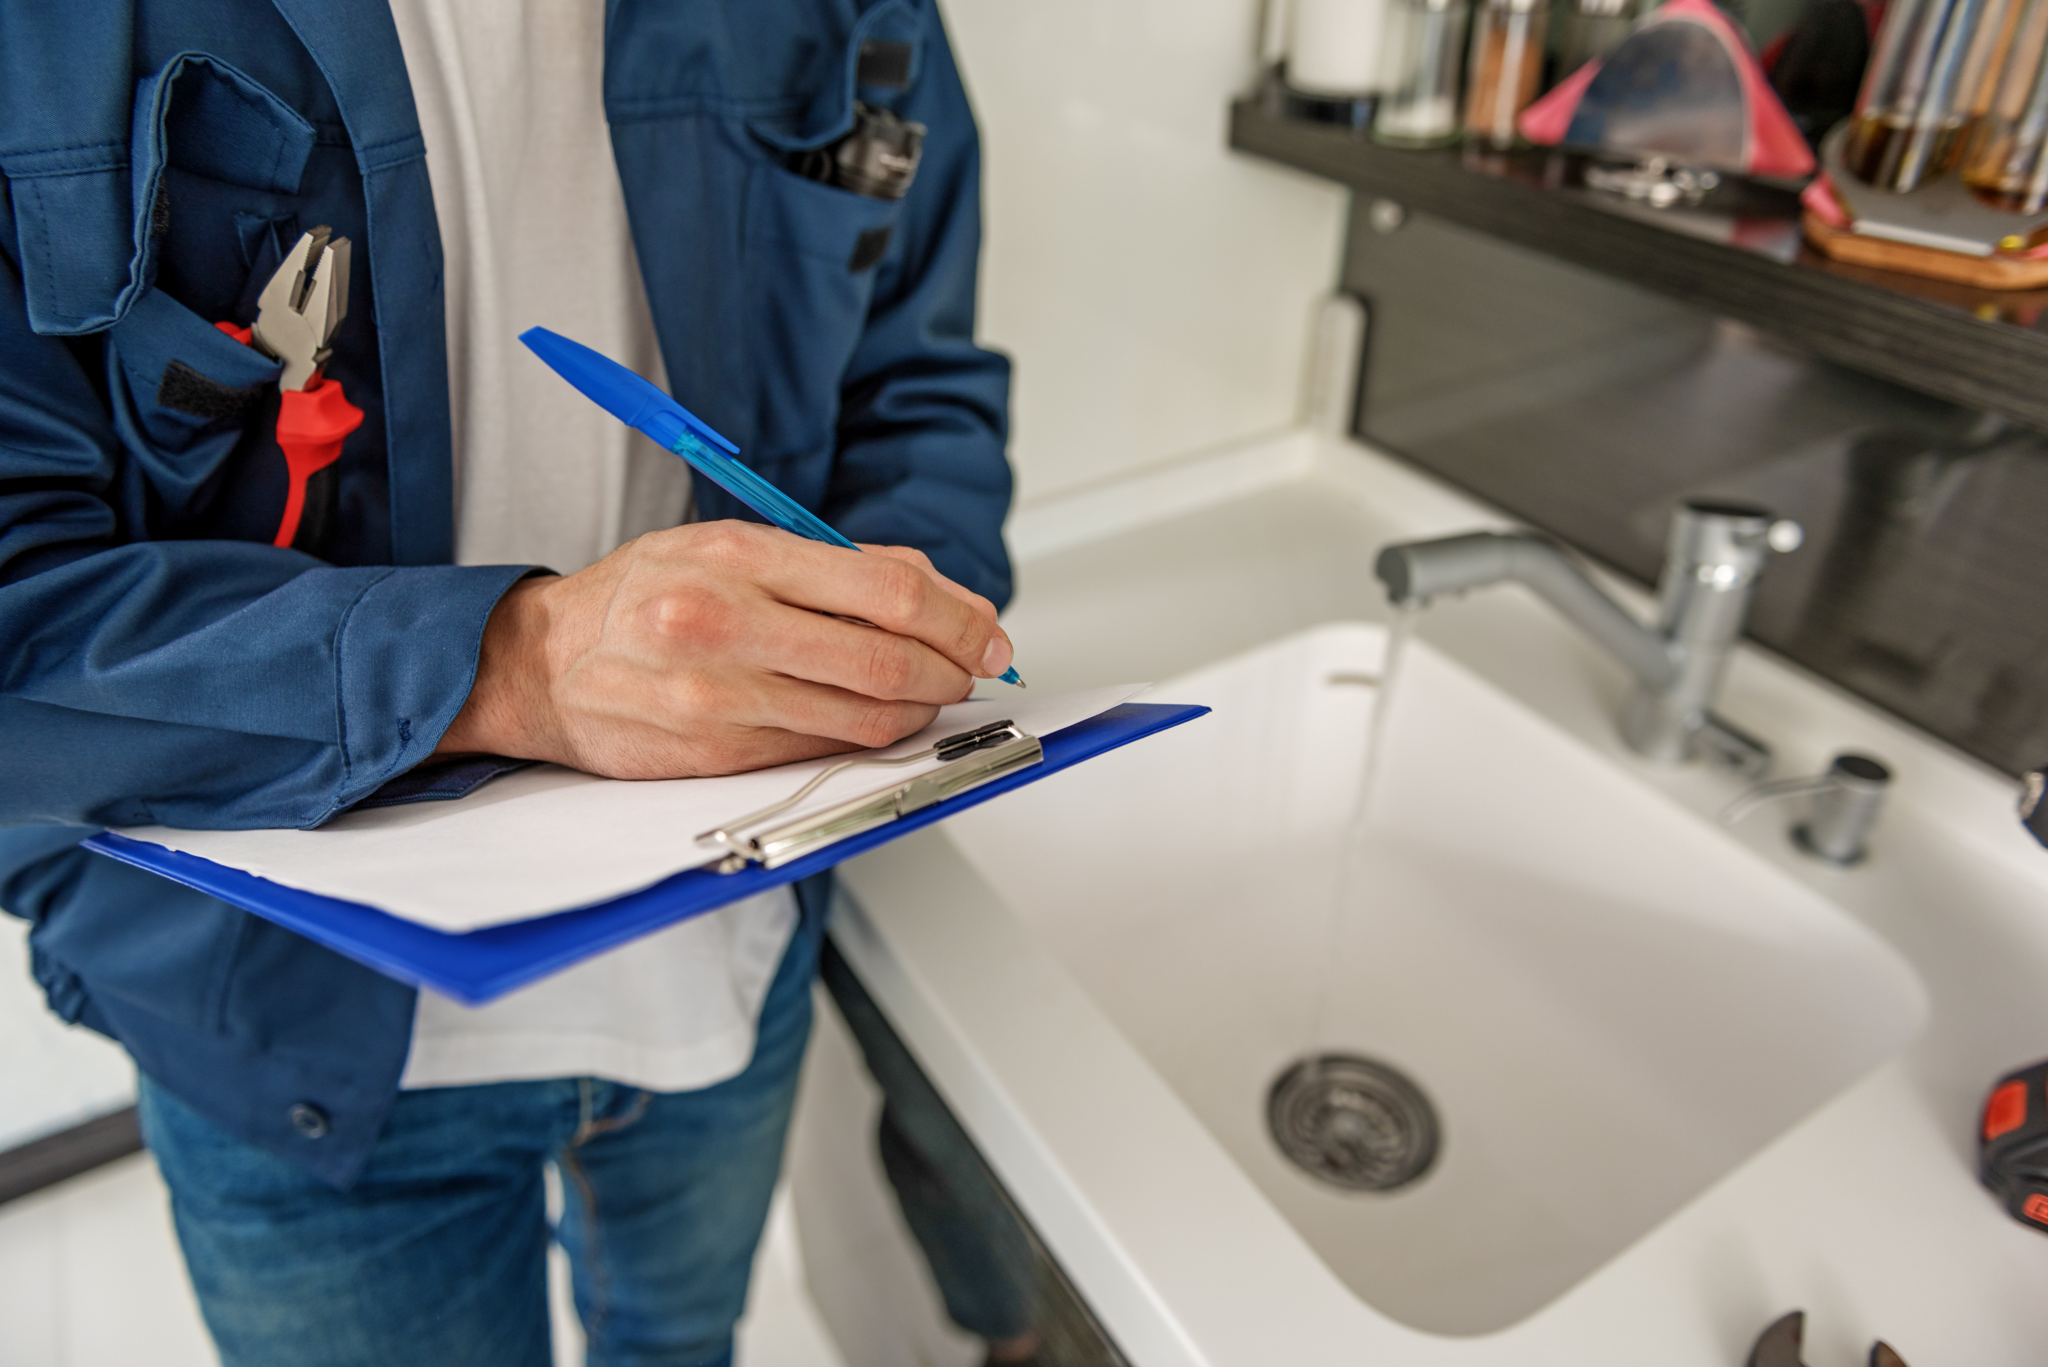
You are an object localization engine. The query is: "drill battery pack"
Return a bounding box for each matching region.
[1981,1059,2048,1231]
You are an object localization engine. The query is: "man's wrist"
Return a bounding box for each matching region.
[435,576,556,760]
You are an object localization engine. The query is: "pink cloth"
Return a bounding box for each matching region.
[1517,0,1816,178]
[1519,58,1600,147]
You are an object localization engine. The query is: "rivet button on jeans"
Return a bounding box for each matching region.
[288,1102,331,1139]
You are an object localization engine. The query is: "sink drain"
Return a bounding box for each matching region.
[1267,1054,1439,1192]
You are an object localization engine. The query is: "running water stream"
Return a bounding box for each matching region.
[1264,609,1442,1194]
[1300,606,1415,1055]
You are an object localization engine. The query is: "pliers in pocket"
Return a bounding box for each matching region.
[217,226,364,549]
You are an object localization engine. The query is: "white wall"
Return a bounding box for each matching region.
[0,918,134,1154]
[941,0,1351,506]
[0,1157,217,1367]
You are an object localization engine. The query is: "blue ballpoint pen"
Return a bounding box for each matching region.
[520,326,1025,687]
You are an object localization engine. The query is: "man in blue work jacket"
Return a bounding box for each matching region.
[0,3,1039,1364]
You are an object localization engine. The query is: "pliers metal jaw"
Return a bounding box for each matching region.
[252,225,351,392]
[1748,1311,1910,1367]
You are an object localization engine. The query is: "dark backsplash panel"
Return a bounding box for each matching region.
[1344,207,2048,777]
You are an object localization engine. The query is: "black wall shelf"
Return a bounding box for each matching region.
[1229,98,2048,433]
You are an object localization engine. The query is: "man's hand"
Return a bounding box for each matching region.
[435,522,1016,779]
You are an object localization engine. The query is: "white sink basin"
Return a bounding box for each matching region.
[944,621,1928,1336]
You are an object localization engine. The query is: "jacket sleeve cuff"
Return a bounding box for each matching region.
[326,564,539,823]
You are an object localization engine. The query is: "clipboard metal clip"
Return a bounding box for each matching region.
[700,719,1043,872]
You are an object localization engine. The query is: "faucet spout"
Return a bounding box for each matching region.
[1373,502,1801,773]
[1375,532,1678,689]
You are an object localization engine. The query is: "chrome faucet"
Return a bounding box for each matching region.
[1374,500,1803,776]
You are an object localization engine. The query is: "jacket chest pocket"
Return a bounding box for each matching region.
[734,0,923,481]
[21,50,321,539]
[105,285,283,533]
[739,159,903,477]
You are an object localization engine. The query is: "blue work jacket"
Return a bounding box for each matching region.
[0,0,1012,1185]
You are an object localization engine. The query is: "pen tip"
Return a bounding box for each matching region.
[999,667,1027,688]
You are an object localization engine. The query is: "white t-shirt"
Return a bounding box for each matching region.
[389,0,800,1093]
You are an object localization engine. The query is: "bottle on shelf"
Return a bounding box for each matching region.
[1374,0,1474,146]
[1284,0,1398,123]
[1464,0,1551,148]
[1842,0,2013,192]
[1961,0,2048,212]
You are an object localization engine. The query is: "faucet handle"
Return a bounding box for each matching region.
[1694,712,1773,778]
[1675,500,1801,547]
[1671,500,1803,579]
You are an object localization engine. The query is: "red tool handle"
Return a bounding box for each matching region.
[214,321,363,548]
[272,379,364,548]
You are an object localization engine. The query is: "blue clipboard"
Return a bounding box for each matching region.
[84,702,1207,1004]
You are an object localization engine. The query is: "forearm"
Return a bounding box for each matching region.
[0,545,532,829]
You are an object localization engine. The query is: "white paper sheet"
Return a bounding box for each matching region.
[118,685,1149,932]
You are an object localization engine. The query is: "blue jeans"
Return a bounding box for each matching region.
[139,912,822,1367]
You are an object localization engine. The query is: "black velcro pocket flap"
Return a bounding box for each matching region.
[112,287,281,406]
[105,286,282,515]
[158,360,266,421]
[849,225,893,273]
[857,41,913,90]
